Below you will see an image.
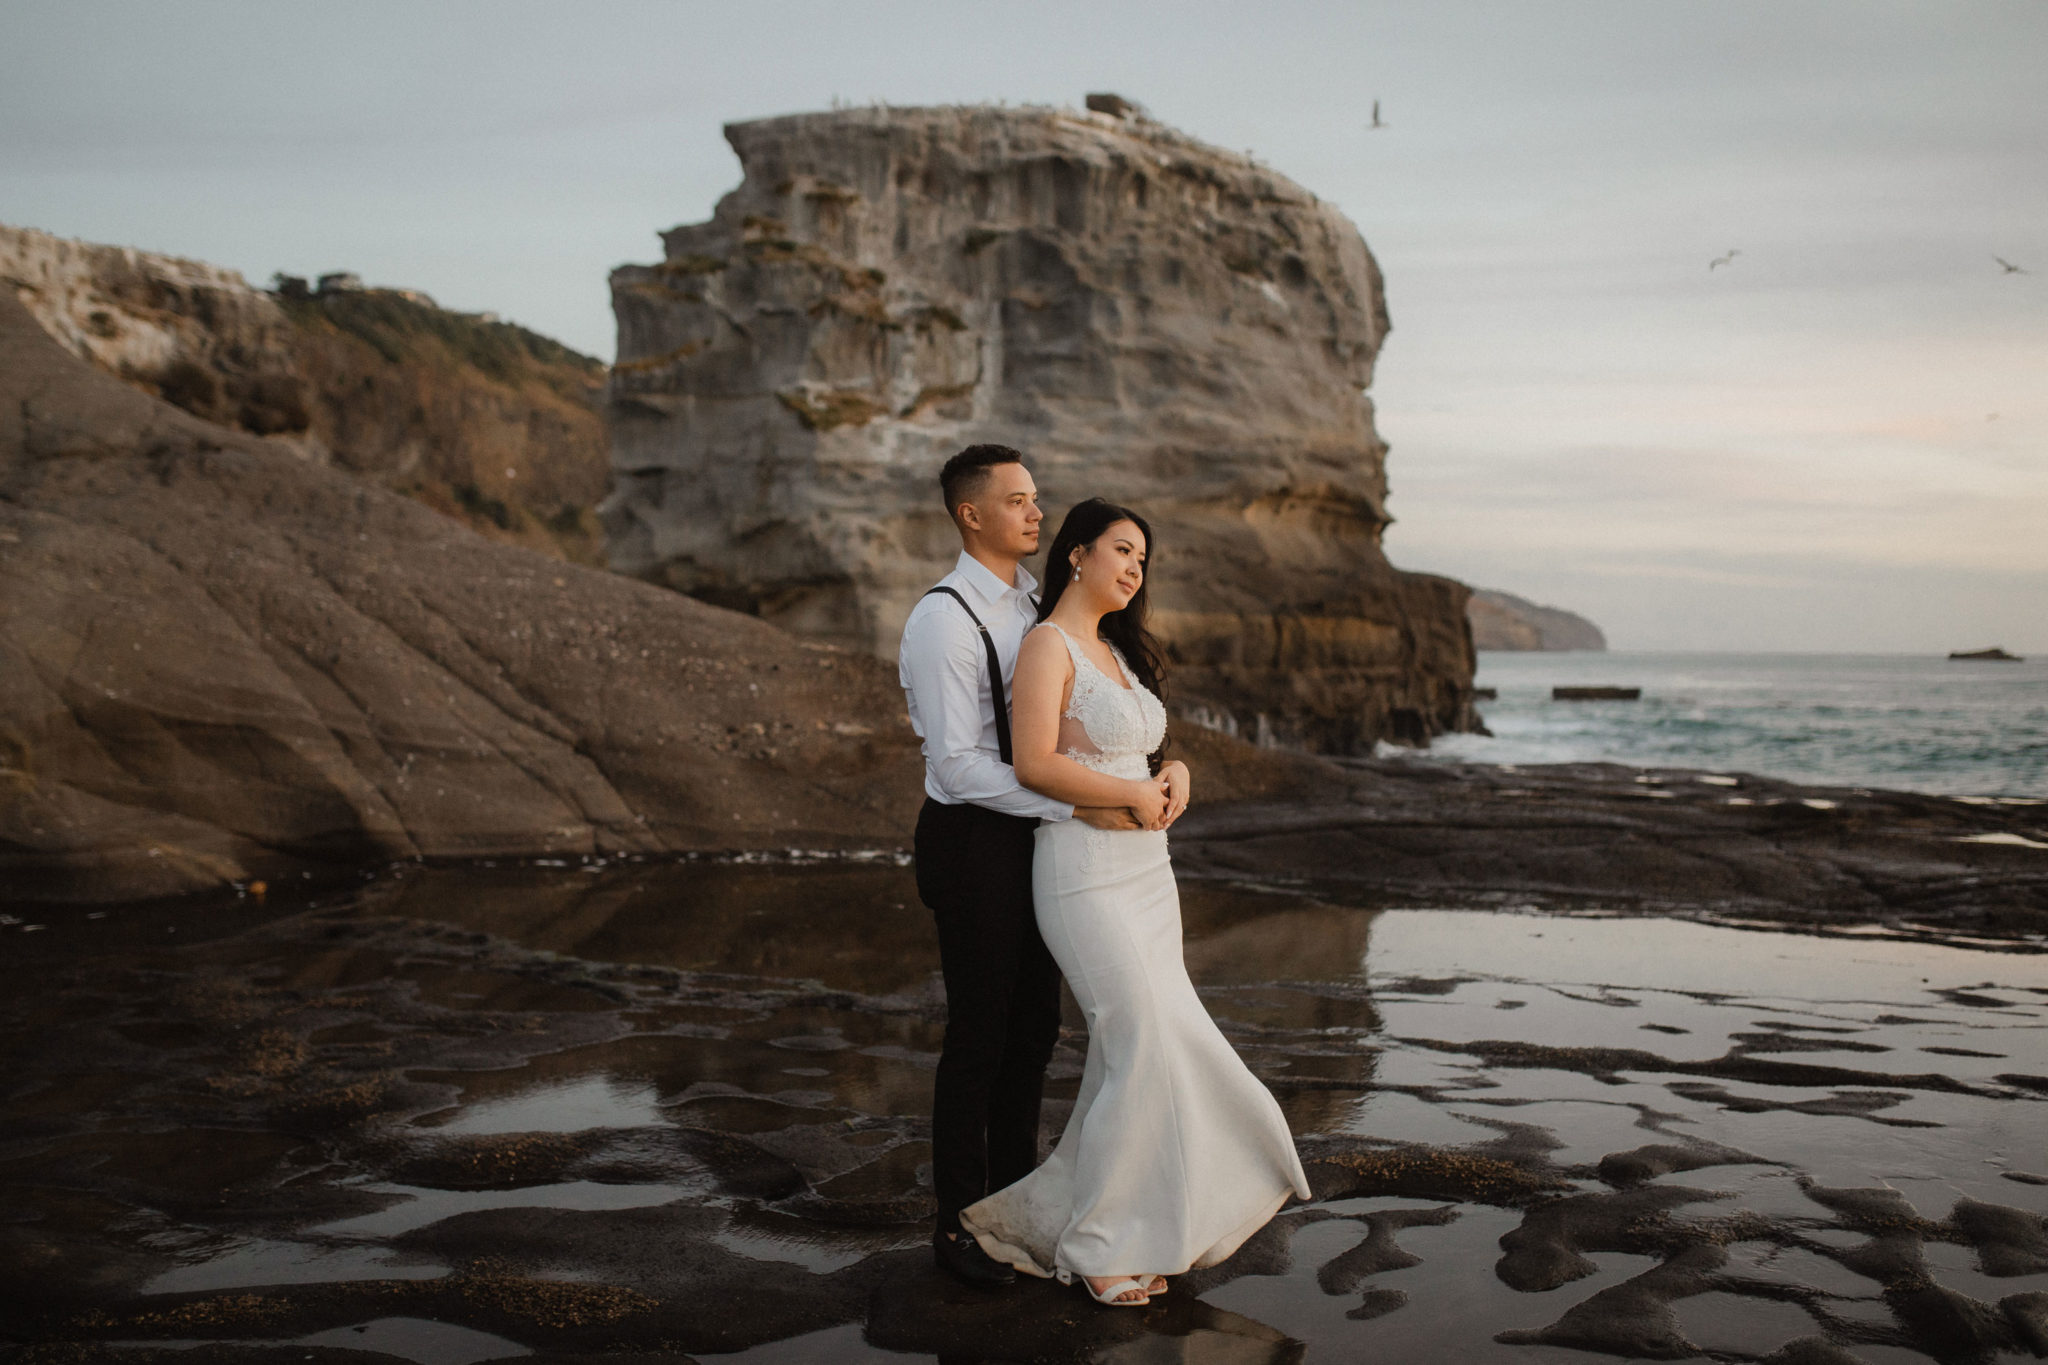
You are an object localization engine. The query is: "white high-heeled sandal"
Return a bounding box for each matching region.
[1082,1277,1152,1307]
[1057,1266,1154,1307]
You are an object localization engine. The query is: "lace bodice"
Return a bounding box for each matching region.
[1041,623,1167,780]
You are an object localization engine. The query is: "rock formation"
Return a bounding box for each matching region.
[1469,589,1607,651]
[0,288,928,904]
[2,223,611,564]
[605,103,1478,750]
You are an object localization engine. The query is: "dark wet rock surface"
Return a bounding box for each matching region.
[4,860,2047,1363]
[1181,754,2048,938]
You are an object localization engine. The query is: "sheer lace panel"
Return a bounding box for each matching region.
[1038,623,1167,779]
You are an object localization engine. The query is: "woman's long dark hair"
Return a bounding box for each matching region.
[1036,498,1167,704]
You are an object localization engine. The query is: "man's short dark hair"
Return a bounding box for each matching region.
[939,444,1025,520]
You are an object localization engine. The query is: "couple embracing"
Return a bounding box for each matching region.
[900,444,1308,1308]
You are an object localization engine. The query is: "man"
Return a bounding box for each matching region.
[899,444,1136,1287]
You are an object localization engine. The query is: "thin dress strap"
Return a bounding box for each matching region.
[1041,621,1130,690]
[1036,622,1093,723]
[1039,620,1085,658]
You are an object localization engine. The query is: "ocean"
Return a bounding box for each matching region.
[1398,651,2047,798]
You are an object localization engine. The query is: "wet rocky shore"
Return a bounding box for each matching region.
[1184,752,2048,940]
[8,83,2042,1363]
[3,761,2046,1364]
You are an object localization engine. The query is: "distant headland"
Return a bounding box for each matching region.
[1468,588,1606,651]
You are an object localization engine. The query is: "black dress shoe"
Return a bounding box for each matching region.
[933,1229,1016,1287]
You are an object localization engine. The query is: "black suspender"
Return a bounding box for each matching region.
[922,585,1017,765]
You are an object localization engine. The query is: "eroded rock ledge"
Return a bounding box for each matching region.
[605,102,1478,751]
[0,290,923,903]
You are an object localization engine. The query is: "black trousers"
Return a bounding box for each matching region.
[914,798,1063,1235]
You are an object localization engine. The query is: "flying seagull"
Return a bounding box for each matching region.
[1708,249,1741,271]
[1994,256,2028,274]
[1369,100,1386,130]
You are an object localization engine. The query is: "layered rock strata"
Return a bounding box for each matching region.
[2,223,610,564]
[0,291,925,903]
[1469,588,1607,651]
[605,103,1477,750]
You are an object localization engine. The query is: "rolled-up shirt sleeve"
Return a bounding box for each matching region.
[902,607,1073,821]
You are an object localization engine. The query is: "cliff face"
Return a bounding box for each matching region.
[1,224,610,564]
[1469,589,1607,652]
[0,288,929,904]
[605,103,1477,751]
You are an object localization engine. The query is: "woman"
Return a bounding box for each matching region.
[958,498,1310,1307]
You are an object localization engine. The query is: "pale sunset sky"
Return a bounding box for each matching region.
[4,1,2043,652]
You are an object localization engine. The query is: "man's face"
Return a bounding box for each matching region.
[963,462,1043,558]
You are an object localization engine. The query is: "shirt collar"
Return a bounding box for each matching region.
[954,550,1038,606]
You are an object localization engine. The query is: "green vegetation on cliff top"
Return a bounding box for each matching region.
[277,288,603,391]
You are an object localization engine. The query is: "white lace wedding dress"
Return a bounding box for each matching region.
[960,623,1310,1281]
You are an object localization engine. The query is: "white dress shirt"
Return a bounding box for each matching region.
[899,551,1074,822]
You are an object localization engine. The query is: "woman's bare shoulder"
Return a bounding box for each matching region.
[1016,623,1073,670]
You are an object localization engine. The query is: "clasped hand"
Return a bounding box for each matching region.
[1074,760,1191,832]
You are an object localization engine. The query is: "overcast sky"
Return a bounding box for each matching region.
[5,1,2043,652]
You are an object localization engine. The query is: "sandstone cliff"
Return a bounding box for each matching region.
[605,103,1477,751]
[1,224,611,564]
[0,290,927,904]
[1469,589,1607,652]
[0,275,1334,906]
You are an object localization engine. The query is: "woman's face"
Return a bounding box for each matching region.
[1071,519,1146,608]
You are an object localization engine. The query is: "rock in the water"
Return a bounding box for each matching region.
[604,103,1478,751]
[1469,587,1606,651]
[1759,1338,1873,1365]
[0,289,924,903]
[2,222,611,565]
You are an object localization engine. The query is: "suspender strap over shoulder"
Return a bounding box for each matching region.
[922,586,1014,765]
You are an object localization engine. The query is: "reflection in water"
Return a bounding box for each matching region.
[313,1180,705,1241]
[362,859,944,995]
[418,1074,663,1134]
[4,857,2047,1364]
[141,1237,447,1295]
[293,1317,530,1365]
